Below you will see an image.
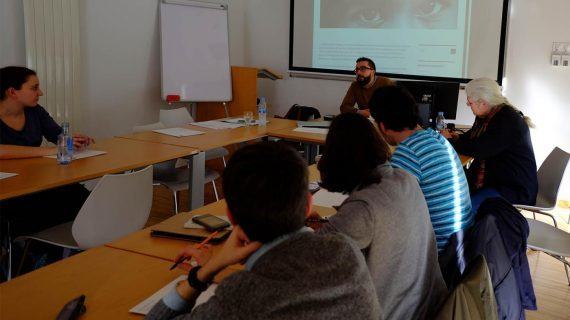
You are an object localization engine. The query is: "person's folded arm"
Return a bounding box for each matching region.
[340,83,358,113]
[452,112,521,160]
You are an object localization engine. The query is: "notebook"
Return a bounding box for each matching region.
[152,128,205,137]
[150,221,231,243]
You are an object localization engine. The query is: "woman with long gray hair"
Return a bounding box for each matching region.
[442,78,538,211]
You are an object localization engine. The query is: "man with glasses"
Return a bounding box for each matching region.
[340,57,393,116]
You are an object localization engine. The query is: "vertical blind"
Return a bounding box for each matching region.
[23,0,81,130]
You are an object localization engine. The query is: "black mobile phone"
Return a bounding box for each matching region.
[192,214,230,231]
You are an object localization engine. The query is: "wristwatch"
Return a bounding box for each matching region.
[187,266,210,292]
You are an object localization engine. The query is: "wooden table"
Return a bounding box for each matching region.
[270,128,473,167]
[0,246,186,319]
[106,199,335,262]
[119,118,298,151]
[0,138,198,201]
[117,118,298,209]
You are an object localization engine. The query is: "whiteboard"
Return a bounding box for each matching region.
[160,0,232,102]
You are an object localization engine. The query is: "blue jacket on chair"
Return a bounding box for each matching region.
[439,197,537,320]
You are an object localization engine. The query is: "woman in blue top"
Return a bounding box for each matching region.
[0,66,93,158]
[0,66,93,250]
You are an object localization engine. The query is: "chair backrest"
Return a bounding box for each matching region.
[159,107,194,127]
[283,104,322,121]
[435,255,498,320]
[71,165,154,249]
[535,147,570,208]
[132,121,166,133]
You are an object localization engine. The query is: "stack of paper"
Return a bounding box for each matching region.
[297,121,331,128]
[152,128,205,137]
[192,120,244,130]
[130,275,217,315]
[293,127,329,135]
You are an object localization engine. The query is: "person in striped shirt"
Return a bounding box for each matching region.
[369,85,473,252]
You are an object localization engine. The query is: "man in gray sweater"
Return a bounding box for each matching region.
[146,142,380,320]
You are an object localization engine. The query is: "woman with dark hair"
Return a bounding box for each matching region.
[316,113,447,320]
[0,66,93,159]
[0,66,93,257]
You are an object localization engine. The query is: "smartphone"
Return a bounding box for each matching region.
[192,214,230,231]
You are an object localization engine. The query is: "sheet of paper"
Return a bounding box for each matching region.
[192,120,244,130]
[45,150,107,160]
[184,215,233,230]
[130,275,217,315]
[293,127,329,135]
[312,189,348,208]
[0,172,18,180]
[297,121,331,128]
[153,128,205,137]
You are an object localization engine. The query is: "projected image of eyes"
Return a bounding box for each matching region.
[320,0,458,29]
[412,0,458,29]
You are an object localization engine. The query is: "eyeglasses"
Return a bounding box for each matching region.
[354,66,372,73]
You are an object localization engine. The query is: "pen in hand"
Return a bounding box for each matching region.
[169,230,220,271]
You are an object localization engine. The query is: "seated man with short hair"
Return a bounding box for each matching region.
[369,86,473,253]
[146,142,380,320]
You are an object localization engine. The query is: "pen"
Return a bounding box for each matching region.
[169,230,220,271]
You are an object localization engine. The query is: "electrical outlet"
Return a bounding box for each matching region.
[561,55,570,67]
[551,54,562,66]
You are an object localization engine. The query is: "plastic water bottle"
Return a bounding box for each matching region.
[57,122,73,165]
[258,97,267,126]
[435,112,446,131]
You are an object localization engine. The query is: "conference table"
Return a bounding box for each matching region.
[0,138,198,201]
[0,197,337,319]
[117,118,299,209]
[269,126,474,167]
[0,246,186,319]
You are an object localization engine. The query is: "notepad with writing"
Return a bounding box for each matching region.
[130,275,217,315]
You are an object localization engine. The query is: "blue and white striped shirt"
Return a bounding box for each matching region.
[391,129,473,252]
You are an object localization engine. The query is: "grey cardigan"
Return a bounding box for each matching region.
[318,164,448,319]
[146,232,380,320]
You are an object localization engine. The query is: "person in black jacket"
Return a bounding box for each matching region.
[441,78,538,210]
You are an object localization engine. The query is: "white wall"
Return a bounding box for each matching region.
[245,0,570,200]
[79,0,245,138]
[0,0,26,66]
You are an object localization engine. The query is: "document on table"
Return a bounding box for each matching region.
[0,172,18,180]
[184,215,233,230]
[312,189,348,208]
[297,121,331,128]
[130,275,217,315]
[152,128,205,137]
[192,120,244,130]
[293,127,329,135]
[45,150,107,160]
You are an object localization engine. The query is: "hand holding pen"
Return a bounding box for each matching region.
[169,231,219,271]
